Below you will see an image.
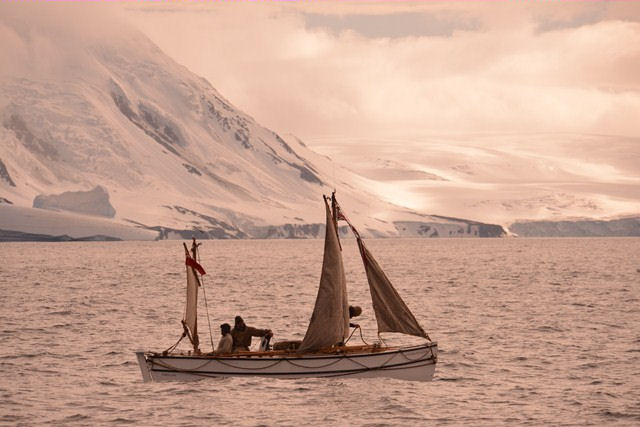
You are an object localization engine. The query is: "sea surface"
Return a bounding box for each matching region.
[1,238,639,426]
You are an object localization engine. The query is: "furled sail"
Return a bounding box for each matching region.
[298,196,350,352]
[183,241,202,352]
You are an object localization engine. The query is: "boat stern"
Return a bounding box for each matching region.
[136,351,153,382]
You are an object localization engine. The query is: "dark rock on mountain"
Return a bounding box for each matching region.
[0,158,15,187]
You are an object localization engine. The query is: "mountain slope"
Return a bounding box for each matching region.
[0,4,504,239]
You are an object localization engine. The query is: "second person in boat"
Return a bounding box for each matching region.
[215,323,233,354]
[231,315,273,352]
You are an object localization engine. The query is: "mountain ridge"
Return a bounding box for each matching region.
[0,5,507,240]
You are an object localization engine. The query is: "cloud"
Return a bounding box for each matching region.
[0,3,132,80]
[303,11,479,38]
[109,2,640,139]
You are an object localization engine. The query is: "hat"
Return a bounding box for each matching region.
[349,306,362,318]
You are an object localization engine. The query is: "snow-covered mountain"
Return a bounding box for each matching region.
[0,5,504,240]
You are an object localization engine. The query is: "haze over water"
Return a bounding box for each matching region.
[1,238,639,426]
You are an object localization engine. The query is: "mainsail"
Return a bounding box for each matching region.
[183,241,202,352]
[298,196,350,352]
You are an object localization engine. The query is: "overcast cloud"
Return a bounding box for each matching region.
[125,1,640,143]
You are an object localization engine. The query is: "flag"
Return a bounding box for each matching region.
[185,256,206,275]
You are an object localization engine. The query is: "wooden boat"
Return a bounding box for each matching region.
[136,193,437,381]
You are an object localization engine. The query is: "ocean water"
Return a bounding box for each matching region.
[1,238,639,426]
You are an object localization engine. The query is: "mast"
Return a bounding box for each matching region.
[331,192,349,338]
[183,239,202,353]
[331,191,343,251]
[333,194,430,341]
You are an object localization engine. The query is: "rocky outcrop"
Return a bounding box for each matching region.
[0,158,16,187]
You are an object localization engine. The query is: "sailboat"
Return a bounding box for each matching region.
[136,193,437,381]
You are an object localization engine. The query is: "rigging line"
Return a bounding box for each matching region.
[163,333,185,355]
[344,326,358,345]
[196,245,215,353]
[358,326,369,346]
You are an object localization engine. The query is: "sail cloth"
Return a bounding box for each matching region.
[183,244,201,351]
[298,197,350,353]
[333,196,429,340]
[357,238,430,340]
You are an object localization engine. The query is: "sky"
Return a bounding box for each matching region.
[125,1,640,143]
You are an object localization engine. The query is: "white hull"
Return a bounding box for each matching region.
[136,342,437,382]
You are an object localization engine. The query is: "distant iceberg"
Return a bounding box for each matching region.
[33,186,116,218]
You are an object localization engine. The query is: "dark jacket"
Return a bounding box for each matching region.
[231,326,269,352]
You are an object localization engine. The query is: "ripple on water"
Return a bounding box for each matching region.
[0,238,639,426]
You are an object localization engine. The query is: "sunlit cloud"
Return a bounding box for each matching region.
[126,1,640,141]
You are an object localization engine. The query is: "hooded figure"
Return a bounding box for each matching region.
[230,316,272,352]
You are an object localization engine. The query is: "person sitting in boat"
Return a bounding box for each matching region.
[349,305,362,328]
[231,316,273,352]
[215,323,233,354]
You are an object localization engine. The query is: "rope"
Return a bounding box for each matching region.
[197,246,215,353]
[358,326,369,345]
[282,356,346,370]
[163,331,186,354]
[151,356,436,380]
[215,358,285,371]
[344,326,358,345]
[320,359,436,379]
[149,343,436,374]
[152,357,213,372]
[344,325,369,346]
